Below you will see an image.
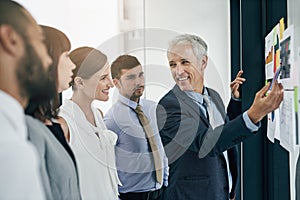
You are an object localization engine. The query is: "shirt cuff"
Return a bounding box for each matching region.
[163,180,168,187]
[163,166,169,187]
[242,111,260,132]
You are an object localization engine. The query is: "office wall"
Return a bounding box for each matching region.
[112,0,231,105]
[15,0,120,112]
[16,0,119,48]
[144,0,231,103]
[16,0,230,113]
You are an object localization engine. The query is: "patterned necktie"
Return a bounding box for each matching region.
[134,105,163,184]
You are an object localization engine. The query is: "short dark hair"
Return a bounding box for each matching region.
[26,25,71,122]
[69,46,107,89]
[0,0,32,40]
[111,55,141,79]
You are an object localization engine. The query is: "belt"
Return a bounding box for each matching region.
[119,187,164,200]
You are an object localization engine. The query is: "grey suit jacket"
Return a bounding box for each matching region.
[156,85,255,200]
[26,115,81,200]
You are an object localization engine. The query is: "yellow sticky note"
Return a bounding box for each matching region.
[276,49,280,68]
[279,18,285,40]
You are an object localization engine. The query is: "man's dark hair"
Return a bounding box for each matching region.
[0,0,32,40]
[111,55,141,79]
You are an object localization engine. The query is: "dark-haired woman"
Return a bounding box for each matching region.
[25,25,81,200]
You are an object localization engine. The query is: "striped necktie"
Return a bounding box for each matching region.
[134,105,163,184]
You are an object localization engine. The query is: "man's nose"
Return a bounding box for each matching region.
[136,76,144,86]
[175,64,185,75]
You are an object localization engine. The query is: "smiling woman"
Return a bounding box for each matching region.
[58,47,120,200]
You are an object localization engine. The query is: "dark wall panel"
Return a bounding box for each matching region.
[230,0,289,200]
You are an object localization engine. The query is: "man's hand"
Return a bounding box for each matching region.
[230,70,246,99]
[247,81,284,124]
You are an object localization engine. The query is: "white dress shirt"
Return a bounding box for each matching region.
[0,90,45,199]
[59,99,121,200]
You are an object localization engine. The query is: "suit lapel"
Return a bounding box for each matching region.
[172,85,210,127]
[207,88,226,120]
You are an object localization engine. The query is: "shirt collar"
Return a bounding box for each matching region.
[118,93,144,109]
[184,87,209,104]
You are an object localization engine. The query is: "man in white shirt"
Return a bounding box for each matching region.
[0,1,52,199]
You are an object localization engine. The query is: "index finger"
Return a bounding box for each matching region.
[236,70,243,78]
[258,82,271,97]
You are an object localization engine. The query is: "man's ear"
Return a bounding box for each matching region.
[201,55,208,70]
[113,78,121,88]
[0,25,24,56]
